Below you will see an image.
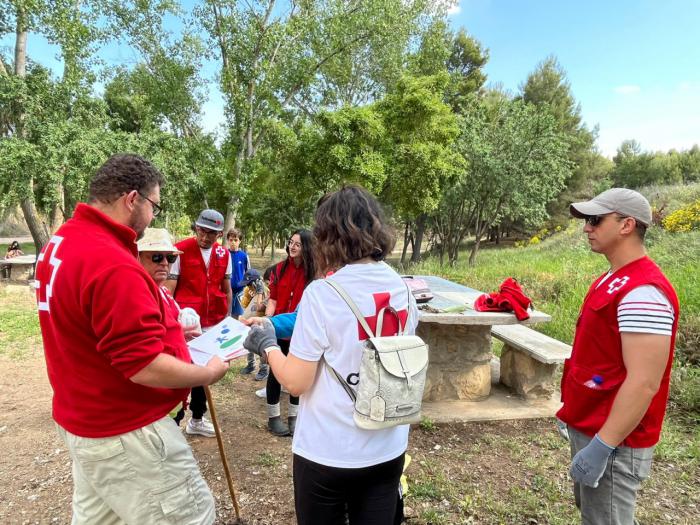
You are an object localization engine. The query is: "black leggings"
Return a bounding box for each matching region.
[174,386,207,424]
[266,339,299,407]
[293,453,404,525]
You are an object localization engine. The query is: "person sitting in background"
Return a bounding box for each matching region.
[137,228,203,425]
[239,268,269,380]
[1,241,24,279]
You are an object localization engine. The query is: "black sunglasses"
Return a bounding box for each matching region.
[585,214,629,227]
[151,253,178,264]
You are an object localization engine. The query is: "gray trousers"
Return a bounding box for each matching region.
[568,426,654,525]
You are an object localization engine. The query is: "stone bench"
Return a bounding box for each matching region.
[491,324,571,399]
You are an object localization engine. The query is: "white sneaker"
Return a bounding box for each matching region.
[255,386,287,398]
[186,418,216,437]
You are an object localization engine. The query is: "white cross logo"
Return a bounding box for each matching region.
[36,236,64,313]
[607,276,630,295]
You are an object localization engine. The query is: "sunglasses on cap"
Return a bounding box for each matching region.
[584,214,629,227]
[151,253,178,264]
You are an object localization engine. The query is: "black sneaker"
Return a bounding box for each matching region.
[288,416,297,436]
[254,365,269,381]
[240,363,255,375]
[268,416,290,436]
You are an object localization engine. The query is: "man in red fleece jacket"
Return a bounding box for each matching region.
[35,154,229,524]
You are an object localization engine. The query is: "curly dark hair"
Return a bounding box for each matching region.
[279,228,316,285]
[88,154,164,204]
[313,185,395,273]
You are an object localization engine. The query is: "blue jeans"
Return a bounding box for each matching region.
[568,426,654,525]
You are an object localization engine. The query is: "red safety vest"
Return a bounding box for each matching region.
[174,237,230,328]
[557,256,679,448]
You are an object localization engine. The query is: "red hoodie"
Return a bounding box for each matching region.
[36,204,190,438]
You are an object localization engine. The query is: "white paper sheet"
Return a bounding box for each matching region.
[187,317,250,366]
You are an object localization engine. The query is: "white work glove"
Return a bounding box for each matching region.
[178,307,202,338]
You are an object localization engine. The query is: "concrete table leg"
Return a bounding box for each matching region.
[417,323,492,401]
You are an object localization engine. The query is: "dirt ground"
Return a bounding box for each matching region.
[1,285,698,524]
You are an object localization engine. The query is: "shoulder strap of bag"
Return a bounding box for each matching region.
[324,279,375,338]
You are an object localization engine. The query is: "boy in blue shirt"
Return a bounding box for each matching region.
[227,228,250,319]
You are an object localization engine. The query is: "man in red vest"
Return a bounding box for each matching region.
[557,188,679,524]
[166,209,233,437]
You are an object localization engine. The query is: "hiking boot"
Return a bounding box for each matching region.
[254,365,269,381]
[240,362,255,375]
[268,416,290,436]
[255,387,266,398]
[288,416,297,436]
[186,417,216,438]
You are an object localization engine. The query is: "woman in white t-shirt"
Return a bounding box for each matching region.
[244,185,418,524]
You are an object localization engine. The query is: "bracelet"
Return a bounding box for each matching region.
[264,345,282,355]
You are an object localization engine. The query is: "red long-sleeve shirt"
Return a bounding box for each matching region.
[36,204,190,438]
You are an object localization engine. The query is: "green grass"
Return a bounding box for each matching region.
[256,452,283,467]
[0,287,41,359]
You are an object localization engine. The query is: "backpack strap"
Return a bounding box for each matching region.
[324,279,375,338]
[322,277,414,403]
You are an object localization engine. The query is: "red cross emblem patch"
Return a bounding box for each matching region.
[357,292,408,340]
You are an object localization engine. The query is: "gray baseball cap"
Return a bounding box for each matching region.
[570,188,652,226]
[195,209,225,232]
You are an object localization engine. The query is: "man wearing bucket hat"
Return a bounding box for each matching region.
[166,209,233,437]
[557,188,679,524]
[35,155,226,523]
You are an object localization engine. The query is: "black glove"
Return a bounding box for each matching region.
[244,318,280,357]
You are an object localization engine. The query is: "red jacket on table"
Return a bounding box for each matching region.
[35,204,191,438]
[557,256,679,448]
[269,259,309,315]
[174,237,230,327]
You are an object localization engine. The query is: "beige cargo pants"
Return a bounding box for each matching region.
[57,416,216,524]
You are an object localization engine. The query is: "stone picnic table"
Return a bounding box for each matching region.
[414,275,559,422]
[1,254,37,281]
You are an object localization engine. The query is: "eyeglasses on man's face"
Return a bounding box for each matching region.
[196,227,220,238]
[584,214,629,227]
[138,192,162,217]
[151,253,178,264]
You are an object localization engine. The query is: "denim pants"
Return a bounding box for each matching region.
[568,426,654,525]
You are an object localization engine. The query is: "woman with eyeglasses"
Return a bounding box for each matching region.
[263,229,316,436]
[137,228,203,426]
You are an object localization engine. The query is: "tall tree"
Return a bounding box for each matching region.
[196,0,442,231]
[453,94,572,265]
[519,56,595,215]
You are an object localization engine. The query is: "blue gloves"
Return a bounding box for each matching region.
[243,318,280,357]
[570,434,615,488]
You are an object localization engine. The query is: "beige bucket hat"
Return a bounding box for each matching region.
[137,228,183,253]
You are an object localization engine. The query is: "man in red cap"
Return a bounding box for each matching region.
[166,209,233,437]
[557,188,679,524]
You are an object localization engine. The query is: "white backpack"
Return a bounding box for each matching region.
[324,279,429,430]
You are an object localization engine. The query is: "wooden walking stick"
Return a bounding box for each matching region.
[204,385,242,521]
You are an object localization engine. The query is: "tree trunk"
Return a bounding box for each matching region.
[20,192,49,254]
[469,229,483,267]
[410,214,427,263]
[15,8,48,253]
[400,222,410,265]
